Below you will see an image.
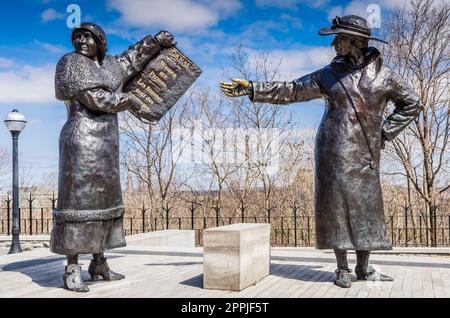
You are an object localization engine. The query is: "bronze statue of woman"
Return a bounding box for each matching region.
[52,23,176,292]
[221,15,423,288]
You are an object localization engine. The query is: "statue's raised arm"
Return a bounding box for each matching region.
[116,30,176,82]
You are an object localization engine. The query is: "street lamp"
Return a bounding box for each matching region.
[4,109,27,254]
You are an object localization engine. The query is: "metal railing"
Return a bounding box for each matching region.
[0,195,449,247]
[1,212,449,247]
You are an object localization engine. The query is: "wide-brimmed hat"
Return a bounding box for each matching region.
[319,15,388,44]
[72,23,108,62]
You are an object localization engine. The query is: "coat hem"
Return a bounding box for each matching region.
[53,205,124,223]
[50,241,127,256]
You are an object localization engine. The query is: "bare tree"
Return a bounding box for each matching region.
[120,92,195,224]
[382,0,450,245]
[226,47,298,219]
[193,90,241,221]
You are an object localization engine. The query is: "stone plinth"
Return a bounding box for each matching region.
[203,223,270,291]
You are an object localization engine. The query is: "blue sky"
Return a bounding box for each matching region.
[0,0,407,187]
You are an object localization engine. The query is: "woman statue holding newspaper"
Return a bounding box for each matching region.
[221,15,423,288]
[52,23,175,292]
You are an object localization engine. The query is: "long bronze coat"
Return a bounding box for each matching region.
[251,47,423,250]
[51,36,160,255]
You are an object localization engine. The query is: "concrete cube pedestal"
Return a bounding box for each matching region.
[203,223,270,291]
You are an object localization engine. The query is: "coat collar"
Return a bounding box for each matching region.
[330,47,382,74]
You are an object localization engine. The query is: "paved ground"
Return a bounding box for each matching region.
[1,245,450,298]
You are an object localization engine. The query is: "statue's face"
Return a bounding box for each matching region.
[331,34,354,56]
[73,29,98,59]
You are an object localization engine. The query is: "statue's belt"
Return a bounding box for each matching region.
[53,205,124,223]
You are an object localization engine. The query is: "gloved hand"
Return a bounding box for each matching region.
[220,79,252,97]
[155,30,176,48]
[127,94,143,113]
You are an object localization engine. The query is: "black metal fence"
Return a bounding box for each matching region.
[1,196,449,247]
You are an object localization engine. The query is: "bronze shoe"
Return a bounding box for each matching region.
[63,264,89,292]
[334,268,352,288]
[355,265,393,281]
[88,257,125,281]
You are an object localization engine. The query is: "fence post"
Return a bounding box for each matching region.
[165,203,171,230]
[6,195,11,235]
[27,193,35,235]
[293,204,298,247]
[49,192,57,222]
[419,215,423,246]
[130,218,133,235]
[214,205,220,227]
[390,216,394,246]
[281,217,284,245]
[434,213,437,247]
[190,202,195,230]
[404,207,408,247]
[40,208,44,234]
[139,203,148,233]
[307,216,311,247]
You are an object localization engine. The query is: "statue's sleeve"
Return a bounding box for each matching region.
[115,35,161,82]
[77,88,134,113]
[382,71,423,141]
[250,71,323,104]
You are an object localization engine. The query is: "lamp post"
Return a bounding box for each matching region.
[4,109,27,254]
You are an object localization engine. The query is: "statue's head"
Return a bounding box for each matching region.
[72,23,107,62]
[319,15,388,56]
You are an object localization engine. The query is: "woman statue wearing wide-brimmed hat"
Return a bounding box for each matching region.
[221,15,423,288]
[52,23,176,292]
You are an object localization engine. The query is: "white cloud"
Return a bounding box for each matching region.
[27,118,43,125]
[0,57,14,68]
[107,0,242,33]
[34,40,67,54]
[251,46,334,79]
[255,0,329,9]
[327,0,448,21]
[280,14,303,29]
[41,8,64,23]
[0,64,56,104]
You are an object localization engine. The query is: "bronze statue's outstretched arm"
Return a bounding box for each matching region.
[220,72,323,104]
[220,79,252,97]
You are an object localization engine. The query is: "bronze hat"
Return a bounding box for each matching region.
[319,15,388,44]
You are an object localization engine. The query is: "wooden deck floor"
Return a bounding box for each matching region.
[1,245,450,298]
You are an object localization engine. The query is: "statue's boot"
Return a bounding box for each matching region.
[355,265,393,281]
[63,264,89,292]
[88,257,125,281]
[334,268,352,288]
